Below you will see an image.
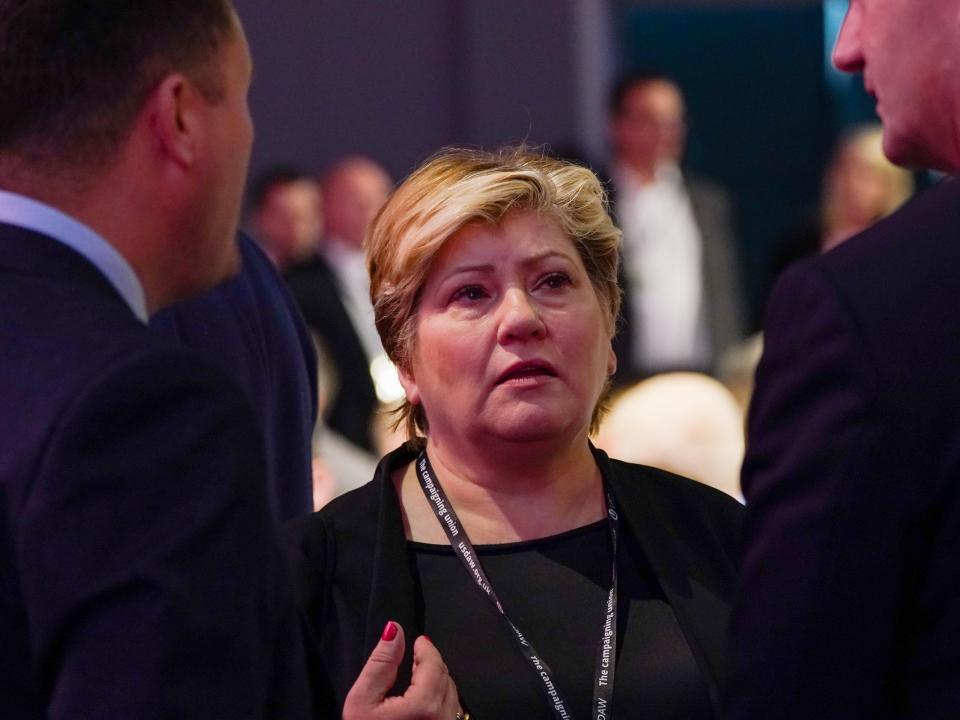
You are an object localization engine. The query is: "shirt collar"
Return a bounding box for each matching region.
[0,190,148,322]
[614,161,684,193]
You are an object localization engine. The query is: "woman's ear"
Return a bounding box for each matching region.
[607,344,617,377]
[397,363,420,407]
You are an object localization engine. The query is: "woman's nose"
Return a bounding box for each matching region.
[496,288,546,344]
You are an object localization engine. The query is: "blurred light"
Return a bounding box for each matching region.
[370,354,405,404]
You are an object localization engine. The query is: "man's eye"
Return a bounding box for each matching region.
[451,285,487,302]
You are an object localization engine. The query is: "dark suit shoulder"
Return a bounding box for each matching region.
[815,176,960,303]
[685,171,732,204]
[791,178,960,416]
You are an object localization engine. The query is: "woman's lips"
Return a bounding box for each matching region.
[496,361,558,384]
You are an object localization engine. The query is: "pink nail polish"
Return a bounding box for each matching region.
[382,621,398,641]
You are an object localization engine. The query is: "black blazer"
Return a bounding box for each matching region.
[0,224,311,719]
[285,442,742,718]
[729,177,960,719]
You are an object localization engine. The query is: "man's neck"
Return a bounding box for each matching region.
[3,167,183,316]
[617,157,658,186]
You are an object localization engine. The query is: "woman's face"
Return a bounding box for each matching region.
[400,211,616,448]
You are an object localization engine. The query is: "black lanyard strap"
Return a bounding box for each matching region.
[415,451,619,720]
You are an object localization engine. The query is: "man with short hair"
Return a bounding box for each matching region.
[728,2,960,717]
[0,2,309,717]
[608,72,745,382]
[248,167,325,270]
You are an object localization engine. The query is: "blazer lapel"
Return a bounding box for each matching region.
[595,448,729,714]
[362,447,421,694]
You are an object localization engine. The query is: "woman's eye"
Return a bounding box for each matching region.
[539,272,572,291]
[450,285,487,303]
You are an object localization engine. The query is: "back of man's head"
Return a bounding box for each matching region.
[0,0,234,180]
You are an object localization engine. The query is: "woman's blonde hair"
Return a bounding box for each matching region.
[366,147,622,441]
[824,123,914,228]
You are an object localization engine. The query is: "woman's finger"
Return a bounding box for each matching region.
[343,620,406,717]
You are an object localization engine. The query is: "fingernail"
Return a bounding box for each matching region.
[381,621,398,642]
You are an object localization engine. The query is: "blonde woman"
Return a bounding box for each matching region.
[286,148,742,720]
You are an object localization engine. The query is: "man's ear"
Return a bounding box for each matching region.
[148,74,203,169]
[397,363,420,407]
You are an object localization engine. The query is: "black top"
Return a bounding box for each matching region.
[411,520,714,719]
[283,443,742,719]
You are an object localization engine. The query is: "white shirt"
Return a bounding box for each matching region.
[0,190,148,323]
[322,239,404,403]
[322,238,384,363]
[615,163,710,371]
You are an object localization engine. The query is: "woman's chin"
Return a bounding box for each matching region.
[477,405,587,446]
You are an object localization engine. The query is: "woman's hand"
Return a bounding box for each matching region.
[343,621,463,720]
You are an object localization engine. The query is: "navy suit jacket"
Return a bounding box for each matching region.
[728,177,960,718]
[152,233,318,522]
[0,224,311,718]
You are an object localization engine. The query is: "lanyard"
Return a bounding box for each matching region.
[415,451,619,720]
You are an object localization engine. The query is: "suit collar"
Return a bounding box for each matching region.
[0,193,147,321]
[0,222,142,321]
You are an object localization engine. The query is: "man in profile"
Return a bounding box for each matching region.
[0,2,308,717]
[729,1,960,717]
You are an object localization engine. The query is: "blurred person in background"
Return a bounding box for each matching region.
[728,1,960,717]
[608,72,745,383]
[595,373,745,502]
[286,148,742,719]
[309,334,378,510]
[765,123,913,301]
[285,155,395,453]
[248,166,324,271]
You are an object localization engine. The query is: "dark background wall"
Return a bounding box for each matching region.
[231,0,876,325]
[232,0,583,183]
